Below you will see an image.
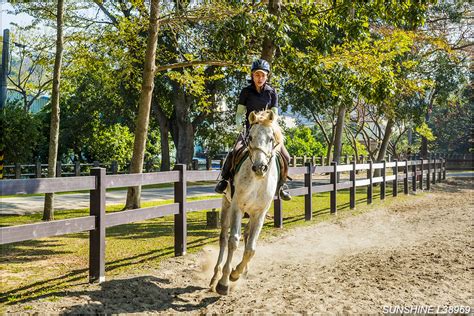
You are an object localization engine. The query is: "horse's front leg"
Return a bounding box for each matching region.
[230,210,267,282]
[216,204,242,295]
[210,197,231,291]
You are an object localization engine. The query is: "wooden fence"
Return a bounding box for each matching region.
[0,158,446,283]
[4,152,465,179]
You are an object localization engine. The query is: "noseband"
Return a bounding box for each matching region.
[243,124,279,168]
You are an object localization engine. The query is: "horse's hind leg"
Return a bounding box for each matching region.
[210,197,231,291]
[230,211,266,282]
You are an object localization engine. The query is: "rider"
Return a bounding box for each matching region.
[214,59,292,201]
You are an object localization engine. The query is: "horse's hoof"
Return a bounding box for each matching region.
[209,279,217,291]
[216,283,229,295]
[229,270,240,282]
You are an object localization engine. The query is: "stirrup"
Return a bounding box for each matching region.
[215,179,228,194]
[279,184,292,201]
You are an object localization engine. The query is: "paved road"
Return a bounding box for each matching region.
[0,184,220,216]
[1,172,471,216]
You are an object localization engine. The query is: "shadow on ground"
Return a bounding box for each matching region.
[60,276,219,314]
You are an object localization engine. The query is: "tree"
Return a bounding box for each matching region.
[124,0,160,209]
[87,124,134,166]
[7,28,53,112]
[0,101,44,163]
[285,126,325,157]
[43,0,64,221]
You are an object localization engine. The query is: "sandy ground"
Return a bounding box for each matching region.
[5,179,473,314]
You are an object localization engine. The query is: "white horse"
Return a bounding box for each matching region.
[210,110,284,295]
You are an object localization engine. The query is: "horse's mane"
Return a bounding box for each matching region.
[251,110,284,146]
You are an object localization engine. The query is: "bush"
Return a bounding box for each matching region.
[87,124,134,166]
[1,104,44,164]
[285,126,326,157]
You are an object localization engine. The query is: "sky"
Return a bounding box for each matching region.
[1,2,34,32]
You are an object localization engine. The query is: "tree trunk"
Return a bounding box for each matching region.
[376,118,394,163]
[373,118,394,179]
[43,0,64,221]
[155,105,171,171]
[170,85,195,166]
[124,0,160,210]
[261,0,281,63]
[332,104,346,164]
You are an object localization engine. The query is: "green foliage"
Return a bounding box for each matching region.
[429,87,473,154]
[1,102,45,164]
[87,124,134,166]
[285,126,325,157]
[415,122,436,142]
[341,141,368,157]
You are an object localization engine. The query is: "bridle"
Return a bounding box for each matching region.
[243,123,280,167]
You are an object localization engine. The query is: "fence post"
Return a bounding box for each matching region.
[292,155,297,167]
[432,155,437,185]
[412,159,417,192]
[392,160,398,197]
[75,161,81,176]
[111,160,118,175]
[219,158,224,170]
[330,161,337,214]
[174,164,187,256]
[381,160,386,200]
[367,160,373,204]
[403,159,409,195]
[419,159,424,190]
[350,160,356,209]
[304,162,312,221]
[274,197,283,228]
[15,163,21,179]
[192,159,199,170]
[438,154,442,182]
[35,160,42,178]
[56,161,62,177]
[427,156,431,191]
[320,156,324,166]
[90,167,106,283]
[442,157,446,180]
[206,157,211,170]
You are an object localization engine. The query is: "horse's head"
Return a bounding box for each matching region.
[247,110,283,177]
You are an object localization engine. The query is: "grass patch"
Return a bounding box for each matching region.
[1,184,421,309]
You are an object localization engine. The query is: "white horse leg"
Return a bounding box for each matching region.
[216,205,242,295]
[230,211,266,282]
[210,197,231,291]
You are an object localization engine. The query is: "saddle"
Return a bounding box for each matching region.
[228,146,289,198]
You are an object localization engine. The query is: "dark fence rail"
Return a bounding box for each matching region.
[0,157,447,283]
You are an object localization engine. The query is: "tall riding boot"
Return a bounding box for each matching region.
[215,152,234,194]
[277,154,291,201]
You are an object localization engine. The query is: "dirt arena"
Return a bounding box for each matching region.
[5,179,473,314]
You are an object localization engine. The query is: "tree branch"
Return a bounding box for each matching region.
[156,60,241,72]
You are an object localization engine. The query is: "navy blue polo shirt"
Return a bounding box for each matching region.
[238,83,278,129]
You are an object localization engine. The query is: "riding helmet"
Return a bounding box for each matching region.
[251,59,270,73]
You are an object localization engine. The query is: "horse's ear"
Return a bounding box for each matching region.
[267,110,275,122]
[249,111,257,125]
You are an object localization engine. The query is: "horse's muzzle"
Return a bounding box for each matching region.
[252,164,268,176]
